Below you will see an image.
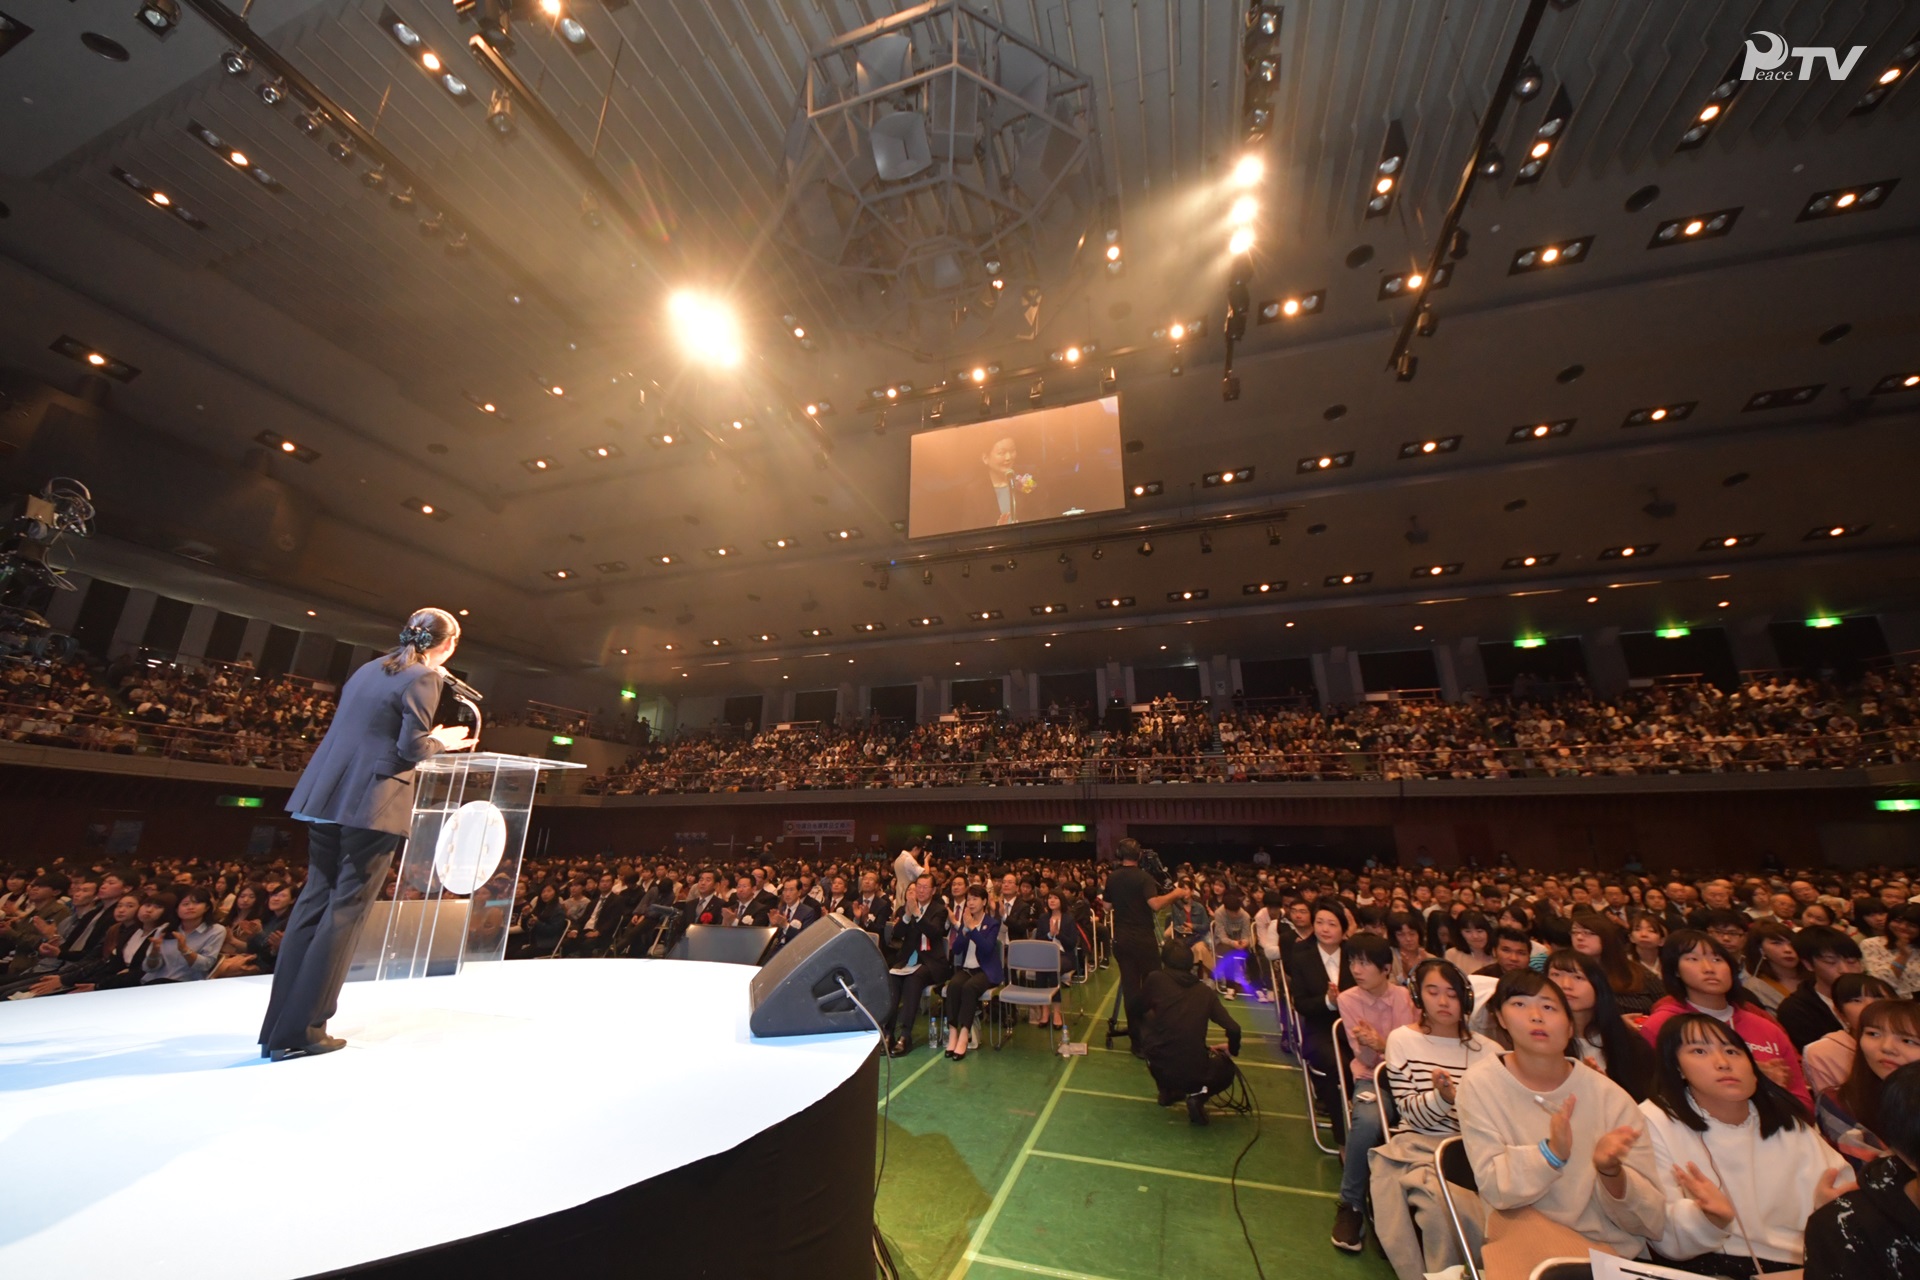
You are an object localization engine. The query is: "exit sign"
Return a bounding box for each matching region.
[217,796,265,809]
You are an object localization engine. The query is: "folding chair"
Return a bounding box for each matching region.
[994,939,1065,1051]
[1434,1134,1482,1280]
[1330,1016,1358,1132]
[1373,1061,1402,1136]
[1278,964,1341,1155]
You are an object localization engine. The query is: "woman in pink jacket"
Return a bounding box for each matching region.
[1639,929,1813,1110]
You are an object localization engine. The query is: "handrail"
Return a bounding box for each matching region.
[0,697,320,769]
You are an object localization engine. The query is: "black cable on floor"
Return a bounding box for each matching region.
[1228,1061,1270,1280]
[836,978,901,1280]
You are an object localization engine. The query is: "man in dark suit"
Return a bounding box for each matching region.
[727,874,775,928]
[261,612,471,1061]
[767,878,820,955]
[570,872,631,956]
[680,869,727,930]
[842,870,891,939]
[882,875,950,1056]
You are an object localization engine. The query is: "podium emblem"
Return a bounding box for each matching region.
[433,800,509,896]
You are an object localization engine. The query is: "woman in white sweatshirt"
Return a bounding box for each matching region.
[1639,1012,1853,1275]
[1457,969,1666,1264]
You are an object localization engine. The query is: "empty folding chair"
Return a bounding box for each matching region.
[994,938,1065,1051]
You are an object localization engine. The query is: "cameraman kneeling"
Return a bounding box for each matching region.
[1143,938,1242,1125]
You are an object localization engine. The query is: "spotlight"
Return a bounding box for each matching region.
[1395,351,1418,382]
[1230,153,1265,187]
[327,139,355,164]
[487,91,514,135]
[1297,452,1354,473]
[1137,539,1154,557]
[221,48,252,75]
[1476,142,1504,179]
[1514,87,1573,185]
[296,111,325,137]
[1509,235,1593,273]
[667,290,743,367]
[1797,179,1897,222]
[1650,209,1739,248]
[1227,226,1256,256]
[1221,372,1241,402]
[558,16,587,44]
[421,50,442,71]
[1677,64,1744,150]
[1512,57,1543,101]
[1507,418,1576,443]
[136,0,180,39]
[1849,38,1920,115]
[1366,121,1408,218]
[257,79,287,107]
[1743,384,1824,412]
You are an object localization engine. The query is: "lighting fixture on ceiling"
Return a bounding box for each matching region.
[1203,467,1254,487]
[652,554,674,565]
[1476,141,1505,179]
[1136,540,1154,557]
[667,290,744,367]
[186,121,283,190]
[763,537,794,550]
[1598,543,1657,559]
[1242,581,1286,595]
[1743,384,1823,411]
[705,638,730,648]
[221,48,252,75]
[1509,236,1592,273]
[1028,604,1069,617]
[968,611,1002,622]
[1366,120,1407,218]
[1506,418,1575,443]
[1514,86,1573,184]
[827,528,862,541]
[254,430,319,462]
[1241,4,1282,141]
[1702,534,1760,550]
[1102,228,1123,273]
[1049,342,1097,364]
[1413,564,1463,578]
[1511,56,1543,101]
[1677,63,1743,149]
[1154,317,1208,343]
[1650,208,1739,247]
[1872,372,1920,395]
[406,498,450,521]
[1257,290,1324,322]
[1805,523,1867,541]
[646,432,677,448]
[704,546,736,559]
[1500,554,1558,569]
[907,616,942,628]
[582,443,623,460]
[1298,451,1355,473]
[487,91,513,136]
[110,167,207,229]
[1325,572,1372,587]
[1621,402,1695,427]
[1095,597,1135,609]
[50,335,140,382]
[545,569,573,582]
[135,0,180,41]
[854,622,885,633]
[1378,265,1449,299]
[593,560,628,574]
[1166,589,1210,603]
[1798,180,1897,221]
[1130,481,1163,498]
[1399,435,1461,459]
[1849,35,1918,114]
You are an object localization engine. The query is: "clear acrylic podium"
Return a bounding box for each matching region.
[353,751,585,982]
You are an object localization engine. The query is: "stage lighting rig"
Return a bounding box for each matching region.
[1514,86,1573,184]
[1366,121,1407,218]
[136,0,180,40]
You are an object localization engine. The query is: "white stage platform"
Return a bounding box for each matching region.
[0,960,878,1279]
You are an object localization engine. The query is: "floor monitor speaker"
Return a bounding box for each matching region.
[748,914,894,1038]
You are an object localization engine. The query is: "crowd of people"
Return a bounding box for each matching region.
[0,653,335,770]
[6,649,1920,794]
[7,837,1920,1279]
[584,666,1920,793]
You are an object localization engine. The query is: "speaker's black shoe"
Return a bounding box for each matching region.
[270,1037,346,1063]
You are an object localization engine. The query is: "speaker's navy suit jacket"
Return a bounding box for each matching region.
[287,658,446,836]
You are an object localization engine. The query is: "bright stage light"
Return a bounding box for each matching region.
[667,290,743,367]
[1228,226,1256,256]
[1230,154,1265,188]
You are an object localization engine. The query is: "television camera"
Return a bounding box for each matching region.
[0,477,95,659]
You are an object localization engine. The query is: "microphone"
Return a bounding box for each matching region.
[441,672,485,703]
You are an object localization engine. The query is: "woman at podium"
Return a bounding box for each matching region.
[258,607,474,1062]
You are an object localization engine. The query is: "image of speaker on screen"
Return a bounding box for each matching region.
[908,396,1126,539]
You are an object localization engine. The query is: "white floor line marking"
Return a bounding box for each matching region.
[1059,1086,1306,1118]
[877,1049,945,1111]
[1082,1044,1298,1070]
[946,971,1118,1280]
[969,1254,1125,1280]
[1026,1148,1341,1199]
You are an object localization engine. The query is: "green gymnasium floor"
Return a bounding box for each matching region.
[872,961,1403,1280]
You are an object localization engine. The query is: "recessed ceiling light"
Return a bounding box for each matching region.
[1507,419,1574,444]
[1621,403,1696,428]
[1509,236,1593,273]
[1798,179,1897,221]
[1743,384,1823,412]
[1298,451,1355,473]
[1398,436,1461,459]
[1649,209,1740,248]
